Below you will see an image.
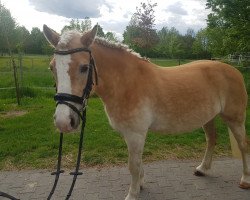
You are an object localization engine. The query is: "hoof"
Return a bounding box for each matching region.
[194,170,205,177]
[239,182,250,189]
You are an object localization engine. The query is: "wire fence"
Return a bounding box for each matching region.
[0,55,55,100]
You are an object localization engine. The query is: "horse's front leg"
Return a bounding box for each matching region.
[124,132,146,200]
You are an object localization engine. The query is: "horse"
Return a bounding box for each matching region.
[43,24,250,200]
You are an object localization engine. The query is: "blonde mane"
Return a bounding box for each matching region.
[94,37,142,59]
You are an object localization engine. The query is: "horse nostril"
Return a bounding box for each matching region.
[70,117,75,128]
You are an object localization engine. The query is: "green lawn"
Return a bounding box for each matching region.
[0,56,249,170]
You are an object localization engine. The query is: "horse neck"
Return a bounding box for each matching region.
[91,43,150,101]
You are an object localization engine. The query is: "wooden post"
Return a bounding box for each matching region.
[228,128,242,159]
[18,53,23,87]
[31,58,34,68]
[12,58,21,105]
[6,60,10,70]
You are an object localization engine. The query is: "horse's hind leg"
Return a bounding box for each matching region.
[124,132,146,200]
[195,119,217,176]
[226,121,250,189]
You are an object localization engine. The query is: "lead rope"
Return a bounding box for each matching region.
[47,105,86,200]
[66,109,86,200]
[0,192,19,200]
[47,132,64,200]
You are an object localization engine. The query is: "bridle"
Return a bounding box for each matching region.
[0,47,98,200]
[54,47,98,103]
[53,47,98,122]
[48,47,98,200]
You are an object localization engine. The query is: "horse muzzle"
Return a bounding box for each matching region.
[54,104,80,133]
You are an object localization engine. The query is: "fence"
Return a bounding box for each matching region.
[0,55,55,100]
[228,53,250,65]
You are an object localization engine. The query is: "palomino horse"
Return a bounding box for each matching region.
[43,25,250,200]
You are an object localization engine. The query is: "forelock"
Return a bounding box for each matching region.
[58,30,82,47]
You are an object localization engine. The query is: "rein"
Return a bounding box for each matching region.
[0,47,97,200]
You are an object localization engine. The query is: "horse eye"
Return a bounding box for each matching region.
[80,64,89,73]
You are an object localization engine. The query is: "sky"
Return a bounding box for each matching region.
[1,0,210,39]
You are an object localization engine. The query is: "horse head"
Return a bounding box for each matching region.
[43,25,98,132]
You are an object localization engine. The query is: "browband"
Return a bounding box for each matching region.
[54,48,91,55]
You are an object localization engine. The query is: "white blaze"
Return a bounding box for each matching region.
[55,54,72,94]
[54,54,73,131]
[53,30,81,132]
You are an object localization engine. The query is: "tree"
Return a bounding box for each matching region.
[206,27,228,57]
[61,18,117,43]
[181,28,195,59]
[62,19,81,32]
[192,28,210,59]
[123,14,141,49]
[206,0,250,54]
[155,27,184,58]
[61,19,105,37]
[134,1,158,49]
[105,31,118,42]
[123,1,159,56]
[26,27,48,54]
[81,17,92,32]
[62,18,93,33]
[155,27,169,57]
[167,27,183,59]
[15,26,30,53]
[0,3,17,54]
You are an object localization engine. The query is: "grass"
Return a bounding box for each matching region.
[0,56,249,170]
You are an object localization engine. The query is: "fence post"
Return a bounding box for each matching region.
[31,58,34,68]
[18,53,23,87]
[11,57,21,105]
[228,128,242,159]
[8,58,11,70]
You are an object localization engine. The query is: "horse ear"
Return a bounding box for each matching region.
[43,24,60,47]
[81,24,98,47]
